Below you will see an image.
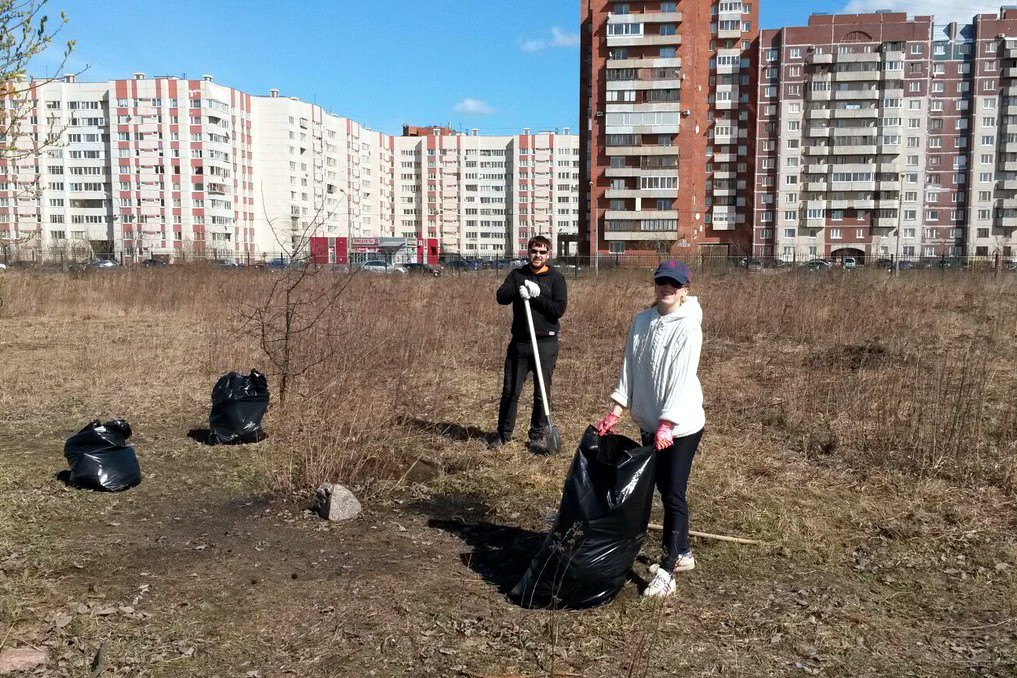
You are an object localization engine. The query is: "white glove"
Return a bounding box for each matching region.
[518,285,531,300]
[523,280,540,299]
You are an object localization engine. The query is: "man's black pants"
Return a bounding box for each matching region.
[497,338,559,443]
[640,428,704,572]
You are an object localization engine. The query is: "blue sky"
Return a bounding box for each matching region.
[36,1,1003,136]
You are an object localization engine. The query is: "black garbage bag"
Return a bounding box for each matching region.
[63,419,142,492]
[208,370,270,445]
[511,426,656,609]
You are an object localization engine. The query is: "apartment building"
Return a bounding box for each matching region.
[753,9,1017,262]
[393,126,580,259]
[580,0,758,259]
[0,76,578,263]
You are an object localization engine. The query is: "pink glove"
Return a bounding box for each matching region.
[595,412,620,437]
[654,421,674,450]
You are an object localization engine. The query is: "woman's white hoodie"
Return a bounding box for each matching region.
[609,296,705,437]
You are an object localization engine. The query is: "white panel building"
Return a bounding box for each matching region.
[0,75,578,263]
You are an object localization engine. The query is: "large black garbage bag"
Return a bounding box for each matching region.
[64,420,142,492]
[511,426,656,609]
[208,370,269,445]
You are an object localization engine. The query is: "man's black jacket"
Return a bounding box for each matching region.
[496,265,568,341]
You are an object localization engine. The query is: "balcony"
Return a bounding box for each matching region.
[806,108,832,120]
[804,145,830,156]
[830,144,877,156]
[997,215,1017,228]
[806,126,831,138]
[832,69,882,82]
[834,52,881,63]
[605,145,680,157]
[607,56,682,70]
[829,178,878,192]
[1001,178,1017,190]
[833,89,880,100]
[806,52,834,65]
[717,28,742,40]
[712,151,736,163]
[803,180,828,192]
[876,179,901,191]
[807,89,832,101]
[832,106,879,119]
[638,11,683,23]
[604,166,644,177]
[999,159,1017,172]
[1004,66,1017,79]
[873,216,898,228]
[830,198,874,210]
[605,208,677,220]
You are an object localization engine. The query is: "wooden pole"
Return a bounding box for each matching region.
[648,523,763,545]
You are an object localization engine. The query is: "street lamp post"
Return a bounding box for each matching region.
[102,187,121,263]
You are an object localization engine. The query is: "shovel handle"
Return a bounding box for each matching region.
[523,297,552,420]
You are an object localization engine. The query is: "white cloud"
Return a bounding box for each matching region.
[453,98,495,116]
[521,26,580,52]
[840,1,1001,25]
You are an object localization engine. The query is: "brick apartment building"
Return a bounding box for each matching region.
[753,9,1017,263]
[580,0,758,260]
[0,75,578,264]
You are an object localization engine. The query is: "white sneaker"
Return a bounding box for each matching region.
[674,550,696,572]
[642,568,676,597]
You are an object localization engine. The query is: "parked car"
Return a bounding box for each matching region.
[402,262,441,277]
[87,259,121,270]
[801,259,832,272]
[0,262,6,271]
[359,260,407,274]
[444,259,483,272]
[264,258,289,271]
[873,258,894,270]
[842,256,857,270]
[738,257,761,270]
[142,258,168,268]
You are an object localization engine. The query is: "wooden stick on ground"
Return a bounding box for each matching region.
[647,523,763,545]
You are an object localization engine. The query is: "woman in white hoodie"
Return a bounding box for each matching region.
[595,260,705,598]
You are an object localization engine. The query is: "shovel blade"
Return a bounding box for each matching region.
[539,425,563,455]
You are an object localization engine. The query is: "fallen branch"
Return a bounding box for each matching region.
[648,524,762,545]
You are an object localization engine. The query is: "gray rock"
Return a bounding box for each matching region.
[315,482,361,522]
[0,648,48,674]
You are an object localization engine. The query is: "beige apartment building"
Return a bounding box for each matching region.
[0,75,578,263]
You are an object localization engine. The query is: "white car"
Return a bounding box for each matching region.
[359,260,406,274]
[842,256,857,270]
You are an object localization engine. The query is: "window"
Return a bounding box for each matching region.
[830,228,842,239]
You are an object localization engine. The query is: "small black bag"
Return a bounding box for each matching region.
[511,426,657,609]
[64,420,142,492]
[208,370,270,445]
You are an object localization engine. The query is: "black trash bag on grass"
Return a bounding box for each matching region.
[511,426,656,609]
[63,419,142,492]
[208,370,270,445]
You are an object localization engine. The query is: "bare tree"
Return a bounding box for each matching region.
[0,0,75,263]
[231,188,356,407]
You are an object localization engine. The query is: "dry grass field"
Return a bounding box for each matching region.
[1,265,1016,677]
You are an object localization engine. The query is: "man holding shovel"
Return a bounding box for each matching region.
[490,235,568,452]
